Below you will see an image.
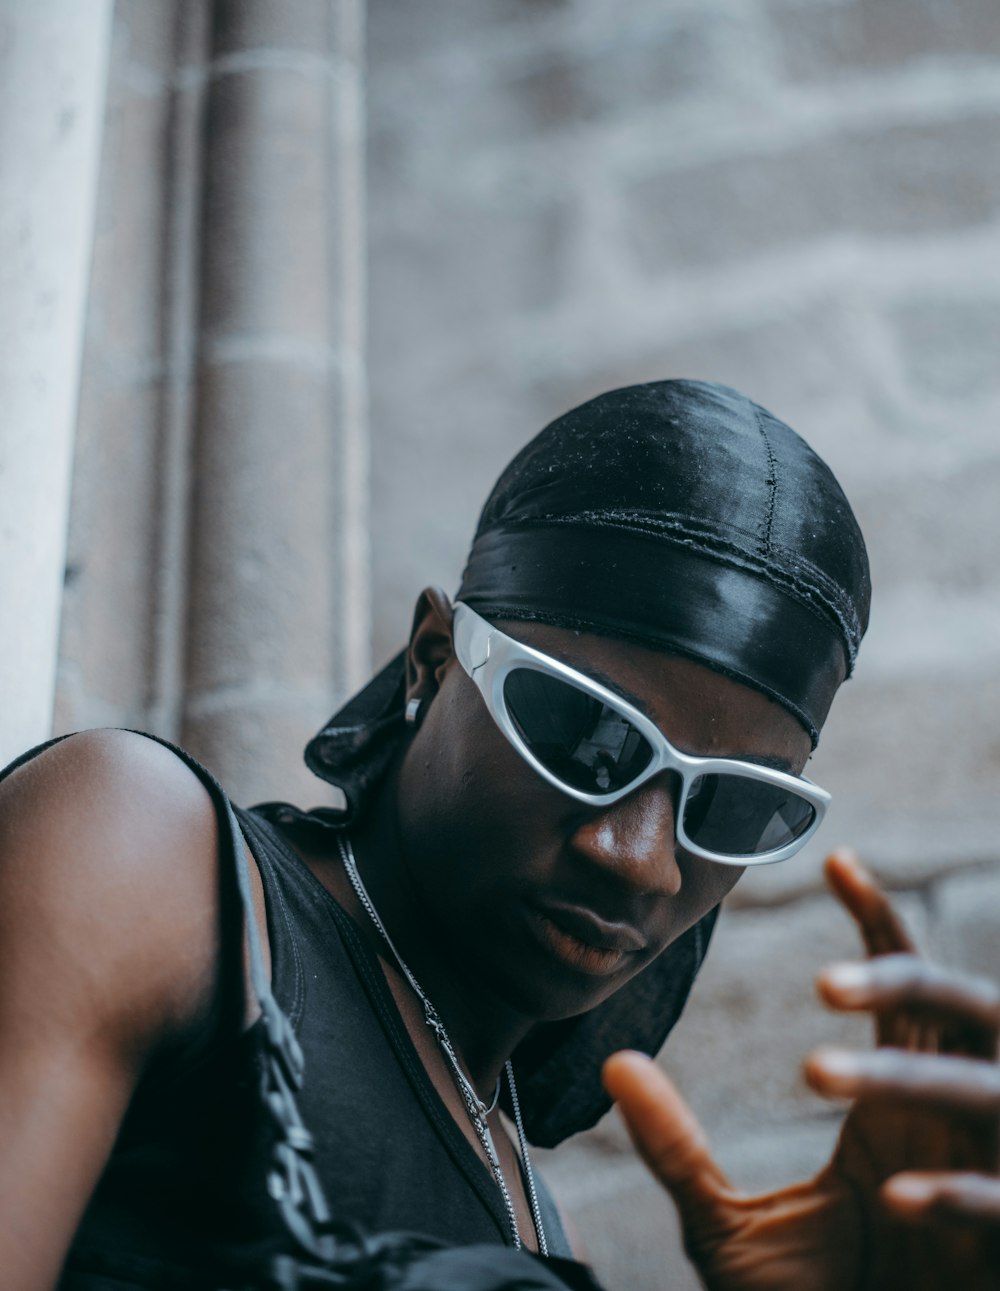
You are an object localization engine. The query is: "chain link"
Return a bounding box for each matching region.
[337,835,547,1255]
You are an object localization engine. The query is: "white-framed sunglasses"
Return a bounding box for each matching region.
[452,601,830,866]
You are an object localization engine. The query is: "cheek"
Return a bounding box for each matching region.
[712,862,743,903]
[404,675,486,795]
[397,679,542,878]
[410,672,561,823]
[670,856,744,939]
[702,860,745,903]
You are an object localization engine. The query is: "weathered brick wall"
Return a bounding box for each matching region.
[367,1,1000,1286]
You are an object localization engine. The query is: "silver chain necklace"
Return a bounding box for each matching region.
[336,834,548,1255]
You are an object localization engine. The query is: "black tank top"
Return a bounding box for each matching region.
[5,737,571,1290]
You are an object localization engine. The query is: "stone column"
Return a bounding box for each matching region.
[54,2,208,742]
[183,0,369,805]
[0,1,113,767]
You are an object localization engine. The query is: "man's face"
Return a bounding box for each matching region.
[395,616,813,1023]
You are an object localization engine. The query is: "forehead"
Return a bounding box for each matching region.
[493,617,813,772]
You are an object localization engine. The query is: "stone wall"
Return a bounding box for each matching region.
[366,2,1000,1286]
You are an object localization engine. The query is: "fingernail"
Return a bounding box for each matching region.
[823,963,869,991]
[830,848,873,883]
[811,1047,858,1076]
[886,1177,935,1204]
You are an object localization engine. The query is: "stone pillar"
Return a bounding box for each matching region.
[183,0,369,804]
[0,0,113,767]
[54,2,208,742]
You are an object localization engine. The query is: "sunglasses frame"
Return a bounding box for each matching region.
[452,601,830,866]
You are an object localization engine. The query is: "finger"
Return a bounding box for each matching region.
[817,956,1000,1045]
[882,1172,1000,1223]
[805,1046,1000,1114]
[824,850,915,958]
[603,1051,732,1216]
[823,851,920,1048]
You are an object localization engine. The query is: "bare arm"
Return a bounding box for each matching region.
[0,730,223,1291]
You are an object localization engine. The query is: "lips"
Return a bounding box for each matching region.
[533,900,649,952]
[525,899,649,976]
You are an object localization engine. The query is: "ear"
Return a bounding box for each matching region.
[404,587,455,709]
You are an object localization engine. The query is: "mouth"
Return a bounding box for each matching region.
[525,899,648,976]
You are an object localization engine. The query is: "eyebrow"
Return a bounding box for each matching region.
[737,752,796,774]
[576,662,658,717]
[568,662,797,776]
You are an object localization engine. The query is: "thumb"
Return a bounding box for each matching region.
[603,1050,733,1224]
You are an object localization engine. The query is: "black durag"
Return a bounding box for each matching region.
[277,379,871,1148]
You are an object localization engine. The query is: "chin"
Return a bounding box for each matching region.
[480,952,640,1024]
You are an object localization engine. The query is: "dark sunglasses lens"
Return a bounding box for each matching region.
[683,773,816,857]
[502,668,653,795]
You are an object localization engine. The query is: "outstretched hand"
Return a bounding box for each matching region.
[603,851,1000,1291]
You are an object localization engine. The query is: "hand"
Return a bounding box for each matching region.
[603,851,1000,1291]
[806,853,1000,1289]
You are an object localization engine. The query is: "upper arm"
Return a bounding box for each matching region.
[0,730,222,1291]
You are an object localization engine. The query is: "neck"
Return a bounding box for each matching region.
[346,770,536,1094]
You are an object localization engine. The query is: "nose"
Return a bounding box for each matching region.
[566,778,682,898]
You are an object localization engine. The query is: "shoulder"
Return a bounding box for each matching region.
[0,731,233,1287]
[1,726,214,822]
[0,728,223,1048]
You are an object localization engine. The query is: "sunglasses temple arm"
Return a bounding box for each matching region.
[453,604,493,674]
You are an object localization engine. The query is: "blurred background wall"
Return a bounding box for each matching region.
[2,2,1000,1289]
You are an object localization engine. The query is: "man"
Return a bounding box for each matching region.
[1,380,998,1290]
